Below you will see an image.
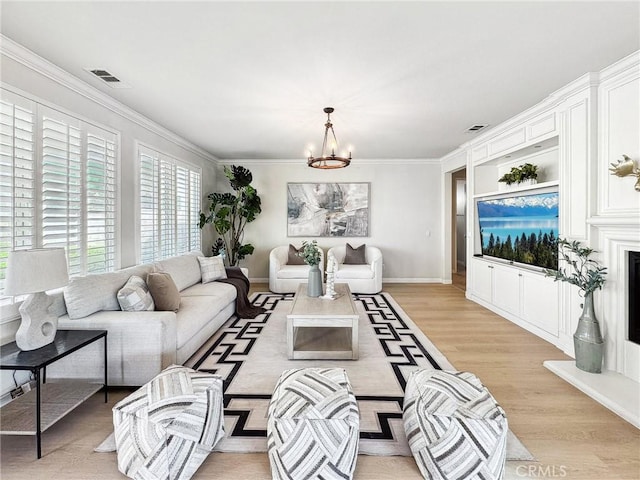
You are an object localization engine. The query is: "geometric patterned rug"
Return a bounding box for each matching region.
[184,292,534,460]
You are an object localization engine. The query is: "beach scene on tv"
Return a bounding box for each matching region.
[477,191,559,270]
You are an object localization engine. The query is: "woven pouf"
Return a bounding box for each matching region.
[403,369,508,480]
[112,364,225,480]
[267,368,360,480]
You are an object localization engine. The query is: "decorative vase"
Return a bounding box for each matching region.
[573,292,604,374]
[307,264,323,297]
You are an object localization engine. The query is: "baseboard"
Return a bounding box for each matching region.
[383,278,443,283]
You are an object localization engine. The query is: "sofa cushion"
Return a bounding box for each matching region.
[335,264,374,280]
[64,264,153,319]
[155,252,202,291]
[147,272,181,312]
[277,265,310,279]
[117,275,155,312]
[286,244,306,265]
[175,294,234,349]
[180,281,236,299]
[344,243,366,264]
[198,256,227,283]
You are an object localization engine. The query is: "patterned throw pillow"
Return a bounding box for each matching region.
[286,244,306,265]
[198,256,227,283]
[344,243,366,264]
[117,275,155,312]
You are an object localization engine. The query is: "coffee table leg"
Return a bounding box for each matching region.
[287,320,294,359]
[352,320,359,360]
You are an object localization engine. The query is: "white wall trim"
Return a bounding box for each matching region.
[0,34,218,165]
[383,278,443,283]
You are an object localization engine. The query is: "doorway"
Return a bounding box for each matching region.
[451,169,467,291]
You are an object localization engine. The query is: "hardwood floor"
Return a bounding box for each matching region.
[1,284,638,479]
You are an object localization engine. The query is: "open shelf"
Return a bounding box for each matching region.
[473,179,560,199]
[0,382,104,435]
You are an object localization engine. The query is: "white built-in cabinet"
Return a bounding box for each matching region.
[471,258,559,342]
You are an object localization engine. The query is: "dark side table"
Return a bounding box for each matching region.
[0,329,108,459]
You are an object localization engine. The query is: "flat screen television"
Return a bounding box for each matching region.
[476,190,559,270]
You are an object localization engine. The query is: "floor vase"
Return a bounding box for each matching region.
[307,264,323,297]
[573,292,604,373]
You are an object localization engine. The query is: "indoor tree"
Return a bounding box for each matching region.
[199,165,262,266]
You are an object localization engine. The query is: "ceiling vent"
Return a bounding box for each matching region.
[84,68,131,89]
[464,124,489,134]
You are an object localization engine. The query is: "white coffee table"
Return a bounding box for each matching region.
[287,283,359,360]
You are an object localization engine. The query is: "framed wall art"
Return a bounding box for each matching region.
[287,182,370,237]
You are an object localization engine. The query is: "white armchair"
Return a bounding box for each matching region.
[327,245,383,294]
[269,245,325,293]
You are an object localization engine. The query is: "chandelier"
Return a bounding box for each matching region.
[307,107,352,169]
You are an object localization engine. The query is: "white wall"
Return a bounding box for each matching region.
[209,160,443,282]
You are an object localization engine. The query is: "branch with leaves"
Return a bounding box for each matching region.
[544,239,607,296]
[299,240,321,266]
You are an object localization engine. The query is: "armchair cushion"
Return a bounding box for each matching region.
[344,243,366,264]
[335,265,374,280]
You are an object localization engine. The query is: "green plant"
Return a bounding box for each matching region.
[299,240,321,266]
[498,163,538,185]
[544,239,607,296]
[199,165,262,266]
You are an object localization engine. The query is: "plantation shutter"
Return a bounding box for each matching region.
[139,149,159,264]
[138,145,201,262]
[85,128,117,272]
[190,170,201,252]
[41,109,83,275]
[0,93,35,293]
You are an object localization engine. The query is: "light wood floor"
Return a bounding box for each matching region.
[1,284,638,479]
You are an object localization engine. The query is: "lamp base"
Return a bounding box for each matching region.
[15,291,58,351]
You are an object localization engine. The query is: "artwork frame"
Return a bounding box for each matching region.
[287,182,370,237]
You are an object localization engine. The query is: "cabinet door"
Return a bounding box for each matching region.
[471,260,493,303]
[521,271,559,336]
[492,265,521,316]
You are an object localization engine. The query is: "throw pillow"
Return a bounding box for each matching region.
[286,244,306,265]
[117,275,155,312]
[344,243,366,264]
[146,272,181,312]
[198,255,227,283]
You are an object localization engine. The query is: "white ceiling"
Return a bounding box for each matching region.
[1,1,638,160]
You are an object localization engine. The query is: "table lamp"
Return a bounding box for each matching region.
[4,248,69,351]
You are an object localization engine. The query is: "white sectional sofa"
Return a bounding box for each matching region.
[47,251,237,386]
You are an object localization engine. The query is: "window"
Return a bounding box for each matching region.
[138,145,201,263]
[0,89,118,294]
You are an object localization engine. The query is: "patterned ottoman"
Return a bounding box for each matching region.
[112,364,225,480]
[403,369,508,480]
[267,368,360,480]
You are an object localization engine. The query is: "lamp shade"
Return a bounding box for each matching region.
[4,248,69,296]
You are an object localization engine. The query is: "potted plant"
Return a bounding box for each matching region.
[544,239,607,373]
[199,165,262,266]
[299,240,323,297]
[498,163,539,187]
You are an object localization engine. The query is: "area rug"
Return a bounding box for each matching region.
[96,292,533,460]
[181,292,533,460]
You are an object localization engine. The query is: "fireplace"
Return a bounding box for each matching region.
[629,251,640,345]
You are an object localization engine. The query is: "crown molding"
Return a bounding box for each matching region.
[218,158,440,166]
[0,34,218,164]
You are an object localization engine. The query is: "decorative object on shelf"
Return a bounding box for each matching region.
[609,154,640,192]
[498,162,539,187]
[307,107,352,169]
[299,240,323,297]
[199,165,262,266]
[322,253,338,300]
[4,248,69,351]
[544,239,607,373]
[287,183,370,237]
